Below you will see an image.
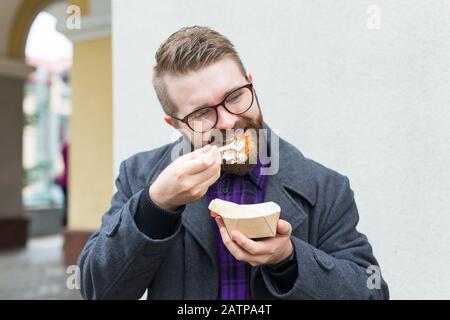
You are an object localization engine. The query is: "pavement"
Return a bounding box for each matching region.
[0,234,82,300]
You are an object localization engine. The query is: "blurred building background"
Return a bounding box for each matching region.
[0,0,450,299]
[0,0,111,299]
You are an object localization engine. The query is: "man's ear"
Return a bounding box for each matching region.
[164,115,177,128]
[247,72,254,83]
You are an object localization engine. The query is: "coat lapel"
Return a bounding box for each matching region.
[181,196,218,266]
[156,137,219,274]
[264,175,308,235]
[182,196,219,299]
[145,137,219,298]
[261,123,316,234]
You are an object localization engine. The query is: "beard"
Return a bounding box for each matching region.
[188,112,264,175]
[209,111,264,176]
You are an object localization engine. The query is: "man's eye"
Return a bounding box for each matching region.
[191,109,210,120]
[226,93,242,103]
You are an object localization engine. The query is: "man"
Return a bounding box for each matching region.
[78,26,389,300]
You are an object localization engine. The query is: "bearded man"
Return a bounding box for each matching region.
[78,26,389,300]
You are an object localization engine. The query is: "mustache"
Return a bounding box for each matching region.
[207,118,263,146]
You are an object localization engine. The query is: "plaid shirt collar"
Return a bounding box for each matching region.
[219,161,267,190]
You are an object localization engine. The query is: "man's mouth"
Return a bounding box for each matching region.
[219,130,254,165]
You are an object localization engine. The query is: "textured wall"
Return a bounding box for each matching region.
[112,0,450,299]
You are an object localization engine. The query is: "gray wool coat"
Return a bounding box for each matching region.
[78,125,389,300]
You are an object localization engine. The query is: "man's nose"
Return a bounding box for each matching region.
[215,105,239,129]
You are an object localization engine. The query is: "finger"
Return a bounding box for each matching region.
[195,165,221,189]
[215,217,252,262]
[177,144,211,161]
[189,151,220,181]
[230,230,266,255]
[277,219,292,236]
[194,146,220,171]
[180,146,219,174]
[206,145,220,164]
[186,166,220,197]
[215,217,232,242]
[191,144,212,159]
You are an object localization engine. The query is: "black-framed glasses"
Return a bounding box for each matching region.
[170,83,254,133]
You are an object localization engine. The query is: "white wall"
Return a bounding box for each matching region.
[112,0,450,299]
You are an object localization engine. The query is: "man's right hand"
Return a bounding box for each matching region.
[149,144,221,211]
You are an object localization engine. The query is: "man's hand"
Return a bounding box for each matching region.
[150,145,221,210]
[215,217,294,266]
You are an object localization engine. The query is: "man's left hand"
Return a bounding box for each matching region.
[215,217,294,267]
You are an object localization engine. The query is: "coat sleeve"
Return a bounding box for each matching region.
[257,175,389,300]
[77,160,182,300]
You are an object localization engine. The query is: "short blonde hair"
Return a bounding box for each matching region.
[153,26,247,114]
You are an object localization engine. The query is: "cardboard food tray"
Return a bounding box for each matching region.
[209,198,281,239]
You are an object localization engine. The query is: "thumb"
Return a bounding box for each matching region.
[277,219,292,236]
[192,144,211,159]
[181,144,211,161]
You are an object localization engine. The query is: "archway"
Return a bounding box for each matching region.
[7,0,62,60]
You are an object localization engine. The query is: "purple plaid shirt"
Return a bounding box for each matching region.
[207,162,269,300]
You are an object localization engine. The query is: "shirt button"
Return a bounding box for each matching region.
[222,185,229,194]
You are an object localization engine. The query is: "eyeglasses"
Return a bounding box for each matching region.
[170,83,254,133]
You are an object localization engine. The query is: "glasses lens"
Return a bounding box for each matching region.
[224,87,253,115]
[188,108,217,133]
